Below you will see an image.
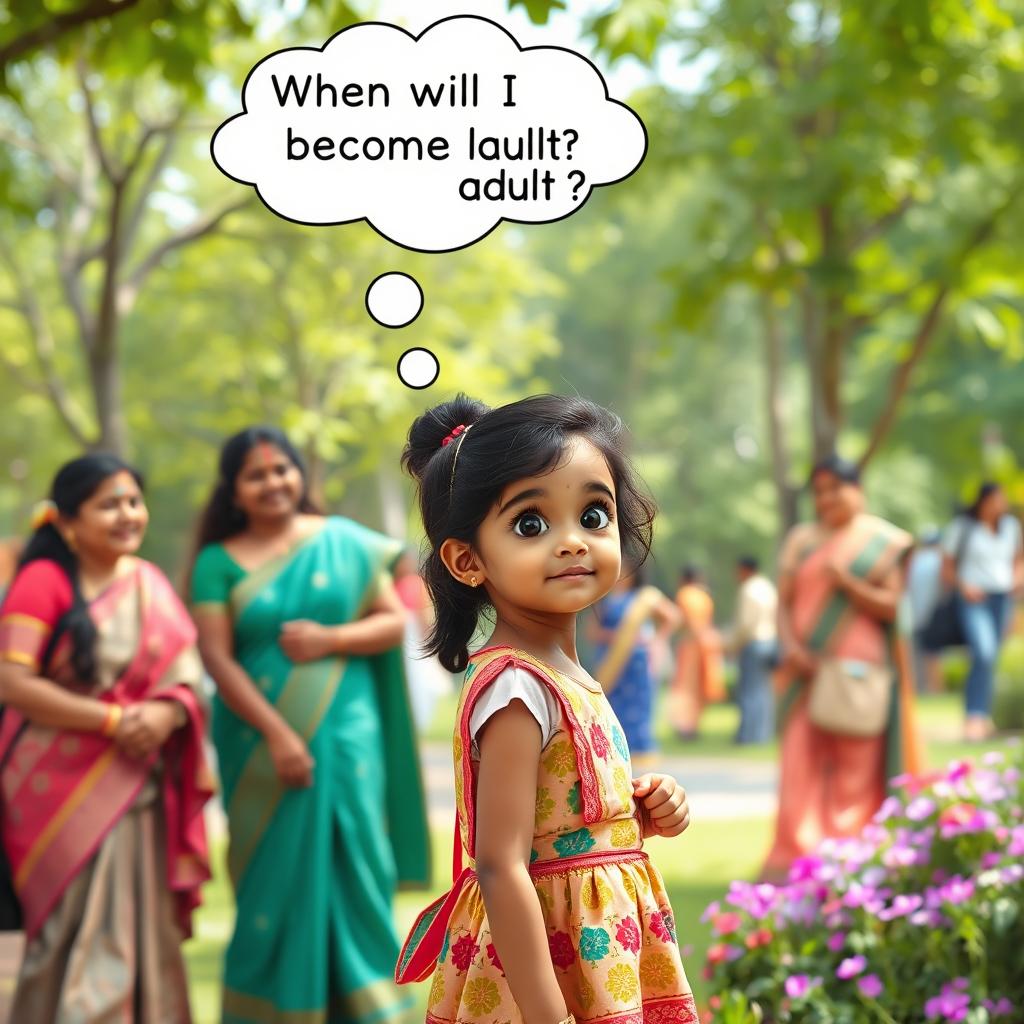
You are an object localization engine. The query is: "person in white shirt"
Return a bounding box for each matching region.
[906,527,944,693]
[727,556,778,744]
[941,482,1024,740]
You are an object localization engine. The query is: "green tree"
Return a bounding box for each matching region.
[586,0,1024,529]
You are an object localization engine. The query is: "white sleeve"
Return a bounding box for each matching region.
[469,666,561,760]
[941,518,964,557]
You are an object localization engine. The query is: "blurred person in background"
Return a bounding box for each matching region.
[725,556,778,745]
[0,455,211,1023]
[906,526,944,694]
[669,564,725,739]
[762,455,922,881]
[941,482,1024,741]
[190,426,429,1024]
[589,565,681,769]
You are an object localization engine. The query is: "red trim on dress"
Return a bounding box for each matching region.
[457,647,605,863]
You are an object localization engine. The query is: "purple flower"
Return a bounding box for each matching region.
[826,932,846,952]
[878,893,924,921]
[785,974,822,999]
[858,974,884,998]
[982,997,1014,1018]
[906,796,936,821]
[874,796,902,822]
[924,979,971,1022]
[836,955,867,980]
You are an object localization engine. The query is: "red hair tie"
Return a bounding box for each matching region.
[440,424,466,448]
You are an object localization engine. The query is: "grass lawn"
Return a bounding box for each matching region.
[186,818,773,1023]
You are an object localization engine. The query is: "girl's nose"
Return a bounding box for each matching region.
[556,531,589,557]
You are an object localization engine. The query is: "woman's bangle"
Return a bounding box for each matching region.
[100,703,123,738]
[556,1015,576,1024]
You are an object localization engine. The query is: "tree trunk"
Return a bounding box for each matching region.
[761,293,799,537]
[90,182,126,454]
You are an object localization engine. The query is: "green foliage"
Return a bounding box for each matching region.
[993,636,1024,731]
[507,0,567,25]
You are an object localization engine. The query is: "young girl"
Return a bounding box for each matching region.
[396,395,698,1024]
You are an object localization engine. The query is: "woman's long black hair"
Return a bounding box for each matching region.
[967,481,1002,519]
[192,426,321,554]
[17,454,144,681]
[402,394,657,673]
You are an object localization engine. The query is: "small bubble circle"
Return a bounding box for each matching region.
[397,348,440,390]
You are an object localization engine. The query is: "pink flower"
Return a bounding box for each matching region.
[548,931,576,969]
[784,974,821,998]
[858,975,884,999]
[450,934,479,972]
[485,942,504,976]
[906,796,937,821]
[836,955,867,980]
[827,932,846,953]
[650,911,675,943]
[706,943,742,964]
[615,917,641,953]
[589,723,610,759]
[925,979,971,1021]
[744,928,773,950]
[712,911,743,936]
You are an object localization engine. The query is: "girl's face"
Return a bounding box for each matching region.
[233,443,305,522]
[470,438,622,617]
[812,470,862,529]
[63,471,148,563]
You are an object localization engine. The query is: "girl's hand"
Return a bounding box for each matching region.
[633,773,691,838]
[960,583,985,604]
[280,620,335,662]
[115,701,179,759]
[266,722,314,788]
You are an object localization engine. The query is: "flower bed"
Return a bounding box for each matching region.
[704,749,1024,1023]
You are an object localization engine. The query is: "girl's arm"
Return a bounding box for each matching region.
[475,701,569,1024]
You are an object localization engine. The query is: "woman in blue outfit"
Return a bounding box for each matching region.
[589,568,680,768]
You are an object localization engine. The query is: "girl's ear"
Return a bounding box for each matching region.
[440,538,486,588]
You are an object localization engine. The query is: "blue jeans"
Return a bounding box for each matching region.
[958,592,1012,717]
[735,639,777,744]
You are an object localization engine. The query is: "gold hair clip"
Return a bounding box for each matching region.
[30,499,59,531]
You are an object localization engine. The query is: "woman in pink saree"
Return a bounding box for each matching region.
[763,455,923,881]
[0,454,212,1022]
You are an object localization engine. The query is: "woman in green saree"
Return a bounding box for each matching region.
[190,426,430,1024]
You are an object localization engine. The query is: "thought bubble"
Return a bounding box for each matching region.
[397,348,440,390]
[210,14,648,253]
[365,271,424,328]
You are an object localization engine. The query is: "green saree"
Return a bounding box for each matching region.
[192,517,430,1024]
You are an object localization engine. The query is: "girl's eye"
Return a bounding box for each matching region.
[513,512,548,538]
[580,504,611,530]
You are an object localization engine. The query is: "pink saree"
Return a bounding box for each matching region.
[0,557,212,941]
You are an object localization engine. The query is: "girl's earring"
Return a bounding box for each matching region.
[65,528,77,552]
[470,576,479,588]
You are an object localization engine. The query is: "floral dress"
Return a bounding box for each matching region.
[397,646,698,1024]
